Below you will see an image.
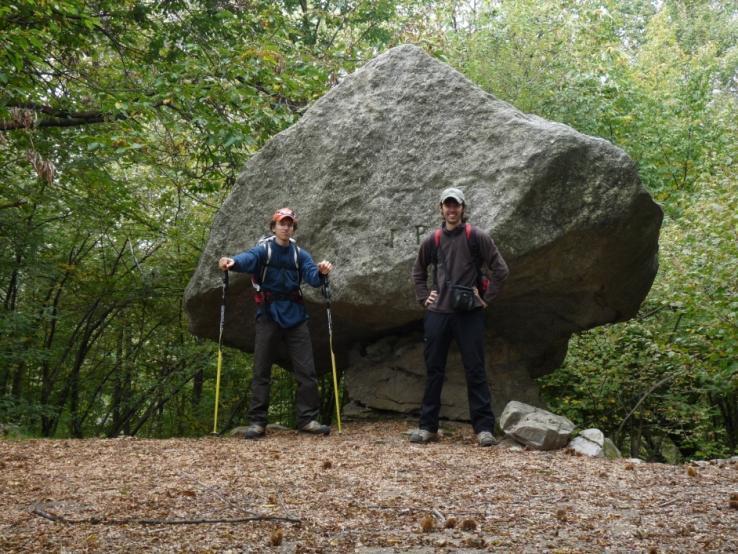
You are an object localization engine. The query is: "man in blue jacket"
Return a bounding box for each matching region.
[218,208,334,439]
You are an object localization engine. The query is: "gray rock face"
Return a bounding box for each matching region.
[500,401,576,450]
[343,333,542,419]
[499,400,538,430]
[183,45,662,420]
[568,428,622,459]
[603,437,622,460]
[569,428,606,457]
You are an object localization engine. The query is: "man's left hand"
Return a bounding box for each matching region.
[318,260,334,275]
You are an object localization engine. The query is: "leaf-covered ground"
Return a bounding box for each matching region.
[2,420,736,552]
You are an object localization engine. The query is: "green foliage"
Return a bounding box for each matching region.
[442,0,737,203]
[0,0,407,438]
[540,96,737,461]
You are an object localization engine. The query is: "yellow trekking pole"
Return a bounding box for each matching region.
[322,276,342,433]
[212,270,228,435]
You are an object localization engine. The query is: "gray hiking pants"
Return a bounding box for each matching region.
[249,317,320,427]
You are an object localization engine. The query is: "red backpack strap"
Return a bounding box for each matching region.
[465,224,490,292]
[433,228,442,247]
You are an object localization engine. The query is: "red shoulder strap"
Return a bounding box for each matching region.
[435,225,472,246]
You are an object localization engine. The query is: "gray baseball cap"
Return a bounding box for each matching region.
[440,187,465,204]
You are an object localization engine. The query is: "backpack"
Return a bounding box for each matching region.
[251,236,303,304]
[431,223,489,294]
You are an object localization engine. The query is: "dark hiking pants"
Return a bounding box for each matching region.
[249,317,320,427]
[419,309,495,434]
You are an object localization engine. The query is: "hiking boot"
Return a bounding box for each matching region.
[409,429,439,444]
[243,424,265,440]
[477,431,498,447]
[299,420,330,435]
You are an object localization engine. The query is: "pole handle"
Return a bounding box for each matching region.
[321,274,331,303]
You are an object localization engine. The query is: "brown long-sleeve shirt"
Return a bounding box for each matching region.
[412,223,509,313]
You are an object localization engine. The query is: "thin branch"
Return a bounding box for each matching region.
[31,506,301,525]
[637,304,669,320]
[616,372,680,438]
[174,470,261,518]
[1,111,127,131]
[657,497,679,508]
[0,200,28,210]
[667,312,683,344]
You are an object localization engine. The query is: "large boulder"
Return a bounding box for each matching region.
[500,401,576,450]
[183,44,662,420]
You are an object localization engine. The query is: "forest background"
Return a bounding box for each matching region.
[1,0,735,463]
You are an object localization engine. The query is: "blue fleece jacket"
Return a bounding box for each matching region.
[231,239,324,329]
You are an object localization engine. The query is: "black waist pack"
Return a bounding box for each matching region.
[450,285,476,311]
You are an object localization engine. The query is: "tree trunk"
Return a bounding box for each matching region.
[715,392,737,451]
[0,363,8,398]
[3,265,21,398]
[630,421,642,458]
[69,365,82,438]
[192,367,203,408]
[10,363,24,399]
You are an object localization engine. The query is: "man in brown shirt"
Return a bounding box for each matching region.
[410,187,509,446]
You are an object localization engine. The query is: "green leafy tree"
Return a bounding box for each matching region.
[0,0,414,437]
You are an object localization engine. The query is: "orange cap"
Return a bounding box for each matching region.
[272,207,297,223]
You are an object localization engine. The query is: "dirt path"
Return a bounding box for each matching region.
[2,420,736,552]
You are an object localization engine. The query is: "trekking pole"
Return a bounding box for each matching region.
[321,275,342,434]
[212,270,228,435]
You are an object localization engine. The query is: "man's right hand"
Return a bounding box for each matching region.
[473,287,488,309]
[219,257,234,271]
[424,290,438,307]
